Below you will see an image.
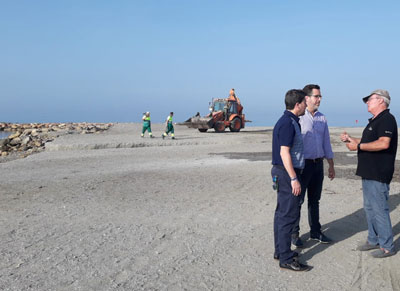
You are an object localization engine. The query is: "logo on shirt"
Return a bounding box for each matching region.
[385,130,393,134]
[368,127,373,131]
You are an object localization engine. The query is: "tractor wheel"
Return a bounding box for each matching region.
[198,128,208,133]
[214,121,225,133]
[229,118,242,132]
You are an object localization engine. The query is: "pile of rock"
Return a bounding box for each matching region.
[0,122,113,158]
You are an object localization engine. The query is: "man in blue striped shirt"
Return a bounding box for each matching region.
[291,84,335,247]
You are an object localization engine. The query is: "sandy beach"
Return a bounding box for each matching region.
[1,123,399,291]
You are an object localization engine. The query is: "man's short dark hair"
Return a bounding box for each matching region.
[303,84,320,96]
[285,89,306,110]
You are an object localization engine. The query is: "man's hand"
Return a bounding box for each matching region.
[340,131,350,142]
[327,159,335,180]
[291,180,301,196]
[341,131,360,151]
[346,139,358,151]
[328,165,335,180]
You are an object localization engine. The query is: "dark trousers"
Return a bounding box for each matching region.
[292,160,324,237]
[272,165,302,264]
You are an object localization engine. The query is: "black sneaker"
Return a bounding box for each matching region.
[279,259,311,272]
[291,236,304,248]
[310,233,332,244]
[162,134,165,139]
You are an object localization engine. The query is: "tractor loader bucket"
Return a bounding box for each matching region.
[178,115,214,129]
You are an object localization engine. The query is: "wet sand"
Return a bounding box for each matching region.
[1,123,399,290]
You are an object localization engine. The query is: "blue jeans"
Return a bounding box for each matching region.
[362,179,394,252]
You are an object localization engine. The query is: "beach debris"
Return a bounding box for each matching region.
[0,122,113,160]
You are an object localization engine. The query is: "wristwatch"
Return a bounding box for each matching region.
[290,177,298,181]
[357,143,361,151]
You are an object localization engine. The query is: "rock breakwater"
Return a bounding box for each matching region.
[0,122,113,159]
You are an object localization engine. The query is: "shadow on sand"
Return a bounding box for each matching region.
[298,192,400,261]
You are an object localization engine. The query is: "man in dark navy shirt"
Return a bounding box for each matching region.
[271,89,311,271]
[341,89,397,258]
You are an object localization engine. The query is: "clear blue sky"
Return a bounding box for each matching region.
[1,0,399,126]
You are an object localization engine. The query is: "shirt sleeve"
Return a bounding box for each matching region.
[278,120,295,147]
[323,118,334,159]
[377,115,396,138]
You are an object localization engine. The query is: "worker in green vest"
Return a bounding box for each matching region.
[141,112,153,138]
[162,112,175,139]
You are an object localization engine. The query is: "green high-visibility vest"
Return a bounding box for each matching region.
[167,116,173,123]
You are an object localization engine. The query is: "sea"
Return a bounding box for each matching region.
[0,132,11,139]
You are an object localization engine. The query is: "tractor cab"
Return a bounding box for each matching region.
[210,99,226,112]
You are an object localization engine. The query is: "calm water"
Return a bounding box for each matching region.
[0,132,11,139]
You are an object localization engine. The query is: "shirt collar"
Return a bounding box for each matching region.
[368,109,389,122]
[306,108,319,117]
[284,110,299,122]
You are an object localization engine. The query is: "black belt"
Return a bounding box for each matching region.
[305,158,324,163]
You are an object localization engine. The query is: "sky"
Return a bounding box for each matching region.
[1,0,400,126]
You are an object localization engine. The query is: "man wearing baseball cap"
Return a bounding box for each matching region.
[341,89,397,258]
